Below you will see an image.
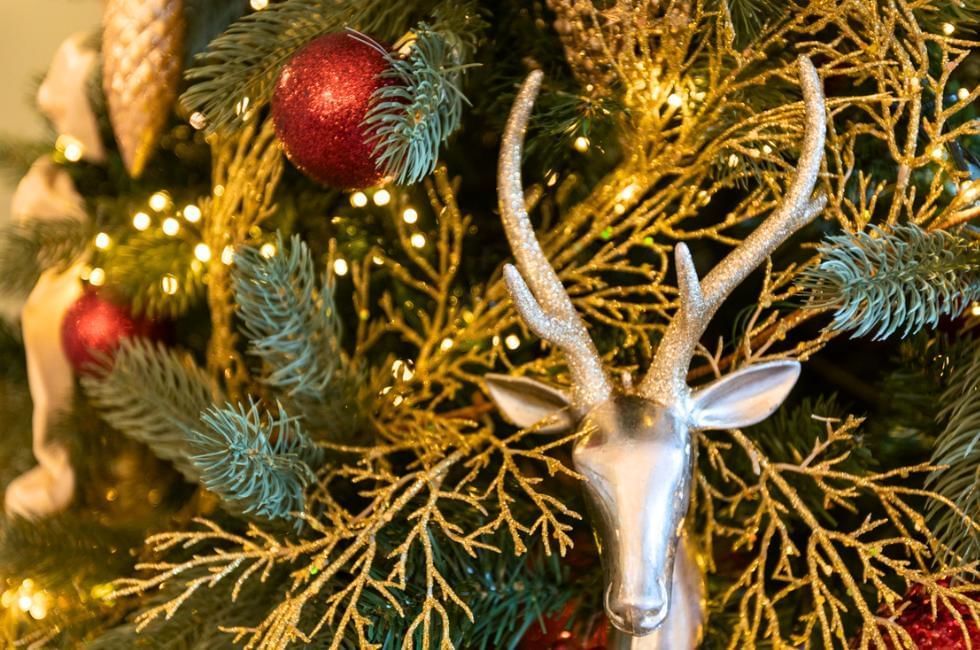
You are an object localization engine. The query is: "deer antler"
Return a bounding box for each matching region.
[499,70,613,410]
[640,56,828,404]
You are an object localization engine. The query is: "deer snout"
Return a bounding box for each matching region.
[605,582,670,636]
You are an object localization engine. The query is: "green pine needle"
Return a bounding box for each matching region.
[234,234,342,402]
[0,217,91,297]
[189,401,324,523]
[927,343,980,562]
[360,22,477,185]
[797,224,980,340]
[82,338,218,482]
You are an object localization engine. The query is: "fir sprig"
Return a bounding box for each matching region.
[233,234,342,403]
[360,21,479,185]
[104,229,206,319]
[82,339,217,482]
[928,342,980,562]
[0,217,91,297]
[189,401,324,523]
[798,224,980,340]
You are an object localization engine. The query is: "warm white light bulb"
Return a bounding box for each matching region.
[505,334,521,350]
[161,274,179,295]
[94,232,111,250]
[133,212,151,231]
[162,217,180,236]
[373,189,391,206]
[333,258,349,276]
[89,267,106,287]
[183,204,202,223]
[149,191,172,212]
[402,208,418,224]
[410,233,426,248]
[573,136,590,152]
[350,192,368,208]
[260,242,277,258]
[194,243,212,262]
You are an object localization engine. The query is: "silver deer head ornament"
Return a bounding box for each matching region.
[486,57,827,641]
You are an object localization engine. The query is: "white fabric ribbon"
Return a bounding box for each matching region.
[4,157,87,519]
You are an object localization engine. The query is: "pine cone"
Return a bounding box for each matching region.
[102,0,185,177]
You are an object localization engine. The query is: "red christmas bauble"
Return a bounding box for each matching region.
[519,603,608,650]
[272,32,396,189]
[879,581,980,649]
[61,291,158,373]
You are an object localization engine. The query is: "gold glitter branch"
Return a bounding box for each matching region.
[699,415,980,649]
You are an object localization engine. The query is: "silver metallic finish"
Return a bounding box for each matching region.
[574,396,693,635]
[606,534,704,649]
[639,55,827,404]
[490,58,827,644]
[498,70,612,410]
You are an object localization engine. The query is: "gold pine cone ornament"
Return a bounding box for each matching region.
[102,0,185,177]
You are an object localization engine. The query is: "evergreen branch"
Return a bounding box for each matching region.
[180,0,421,134]
[103,229,207,319]
[233,234,342,403]
[82,339,217,482]
[189,401,324,523]
[0,135,50,182]
[0,218,90,297]
[928,343,980,562]
[361,15,482,185]
[797,224,980,340]
[0,514,143,593]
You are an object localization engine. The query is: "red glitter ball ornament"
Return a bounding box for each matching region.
[272,32,396,189]
[878,581,980,649]
[61,290,159,373]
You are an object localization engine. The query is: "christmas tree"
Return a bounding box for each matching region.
[0,0,979,648]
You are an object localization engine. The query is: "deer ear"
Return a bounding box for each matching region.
[689,360,800,430]
[485,373,576,434]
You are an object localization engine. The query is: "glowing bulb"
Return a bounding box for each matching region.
[194,243,212,262]
[333,258,349,276]
[221,246,235,265]
[161,274,179,295]
[666,92,683,108]
[942,22,955,35]
[57,134,83,162]
[972,303,980,317]
[505,334,521,350]
[17,595,31,612]
[373,189,391,206]
[260,242,277,258]
[350,192,368,207]
[727,153,740,167]
[149,191,172,212]
[440,337,454,352]
[573,136,590,152]
[29,595,47,620]
[957,87,970,101]
[94,232,111,250]
[89,267,106,287]
[410,233,426,248]
[133,212,151,231]
[929,145,945,161]
[183,204,202,223]
[190,111,207,130]
[250,0,268,8]
[372,254,384,265]
[162,217,180,236]
[402,207,418,224]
